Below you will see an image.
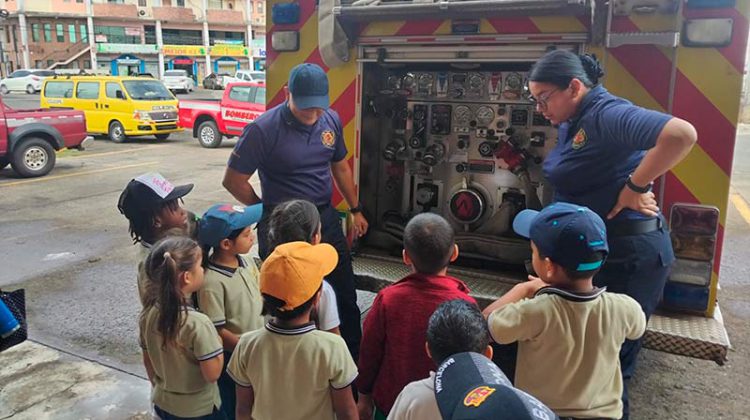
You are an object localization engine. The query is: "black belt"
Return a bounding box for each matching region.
[606,217,661,237]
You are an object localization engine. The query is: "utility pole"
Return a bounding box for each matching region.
[245,0,253,70]
[0,9,9,77]
[85,0,97,71]
[17,0,30,69]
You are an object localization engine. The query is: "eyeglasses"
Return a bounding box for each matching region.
[529,88,560,111]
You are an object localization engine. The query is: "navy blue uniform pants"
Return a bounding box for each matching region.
[217,351,235,420]
[258,203,362,360]
[593,220,674,420]
[154,406,226,420]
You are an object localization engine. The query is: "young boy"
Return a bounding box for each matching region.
[197,203,264,420]
[227,241,358,420]
[482,202,646,420]
[357,213,476,419]
[117,172,196,306]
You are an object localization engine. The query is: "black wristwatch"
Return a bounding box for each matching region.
[625,175,653,194]
[349,204,363,214]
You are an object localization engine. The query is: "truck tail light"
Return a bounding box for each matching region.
[663,204,720,314]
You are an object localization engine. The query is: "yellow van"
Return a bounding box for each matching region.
[40,76,182,143]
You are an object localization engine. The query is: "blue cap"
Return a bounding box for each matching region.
[199,204,263,247]
[513,202,608,272]
[288,63,329,110]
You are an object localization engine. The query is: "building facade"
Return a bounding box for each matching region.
[0,0,266,79]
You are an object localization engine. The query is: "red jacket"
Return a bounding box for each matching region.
[355,272,476,414]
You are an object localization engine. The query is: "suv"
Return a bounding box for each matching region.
[0,70,55,94]
[229,70,265,84]
[0,94,92,177]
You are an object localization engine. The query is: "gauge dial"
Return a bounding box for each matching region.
[387,75,401,90]
[453,105,472,126]
[476,106,495,127]
[417,73,434,94]
[402,73,415,89]
[468,73,484,90]
[505,72,523,90]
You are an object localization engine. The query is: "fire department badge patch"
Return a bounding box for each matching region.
[463,386,496,408]
[321,130,336,149]
[572,128,587,150]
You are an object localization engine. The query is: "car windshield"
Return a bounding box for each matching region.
[250,72,265,80]
[164,70,186,77]
[123,80,174,100]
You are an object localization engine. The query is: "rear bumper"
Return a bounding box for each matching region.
[75,135,94,150]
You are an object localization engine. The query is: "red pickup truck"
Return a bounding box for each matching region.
[0,96,92,177]
[178,81,265,148]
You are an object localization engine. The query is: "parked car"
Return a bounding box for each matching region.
[0,94,92,177]
[134,72,155,78]
[0,70,55,94]
[162,69,195,94]
[227,70,265,84]
[40,75,181,143]
[178,81,265,148]
[202,73,231,90]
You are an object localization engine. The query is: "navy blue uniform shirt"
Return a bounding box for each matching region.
[543,85,672,221]
[228,102,348,206]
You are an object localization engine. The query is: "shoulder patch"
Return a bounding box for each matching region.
[463,386,496,408]
[572,128,587,150]
[321,130,336,149]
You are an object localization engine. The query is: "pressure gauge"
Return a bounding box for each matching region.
[453,105,472,127]
[476,106,495,127]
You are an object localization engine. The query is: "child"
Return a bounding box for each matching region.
[139,236,224,419]
[197,203,264,420]
[388,299,557,420]
[266,199,340,334]
[357,213,476,419]
[117,172,197,306]
[227,242,358,420]
[482,202,646,420]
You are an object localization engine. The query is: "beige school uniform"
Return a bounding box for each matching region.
[136,241,152,306]
[198,256,264,334]
[227,321,358,420]
[387,372,440,420]
[140,305,224,417]
[488,287,646,419]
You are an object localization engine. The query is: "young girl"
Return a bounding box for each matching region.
[267,199,341,334]
[139,236,225,420]
[117,172,199,306]
[197,204,264,420]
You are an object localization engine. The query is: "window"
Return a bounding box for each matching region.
[47,60,54,67]
[208,0,221,9]
[138,0,146,6]
[44,24,52,42]
[76,82,100,99]
[76,0,84,3]
[228,85,254,102]
[68,25,77,43]
[95,26,139,44]
[44,81,74,98]
[31,23,40,42]
[106,82,124,99]
[35,60,42,68]
[80,25,88,43]
[56,23,64,42]
[254,86,265,104]
[176,0,184,6]
[257,1,263,13]
[10,70,30,78]
[84,60,91,69]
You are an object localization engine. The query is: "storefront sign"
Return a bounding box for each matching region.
[162,45,206,56]
[251,38,266,58]
[211,44,248,57]
[125,27,141,36]
[95,34,108,43]
[97,43,158,54]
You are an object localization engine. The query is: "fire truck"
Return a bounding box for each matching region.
[264,0,746,364]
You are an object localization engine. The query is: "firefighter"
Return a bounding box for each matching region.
[222,63,368,360]
[526,50,697,419]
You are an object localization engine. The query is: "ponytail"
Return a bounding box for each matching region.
[141,236,201,349]
[529,50,605,89]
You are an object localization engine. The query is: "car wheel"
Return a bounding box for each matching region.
[197,120,222,148]
[108,121,127,143]
[26,84,36,94]
[0,85,8,95]
[10,137,56,178]
[155,133,170,141]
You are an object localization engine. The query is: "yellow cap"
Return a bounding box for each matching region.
[260,242,338,311]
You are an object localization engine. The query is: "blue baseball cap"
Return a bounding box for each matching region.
[513,202,609,272]
[199,204,263,247]
[288,63,329,110]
